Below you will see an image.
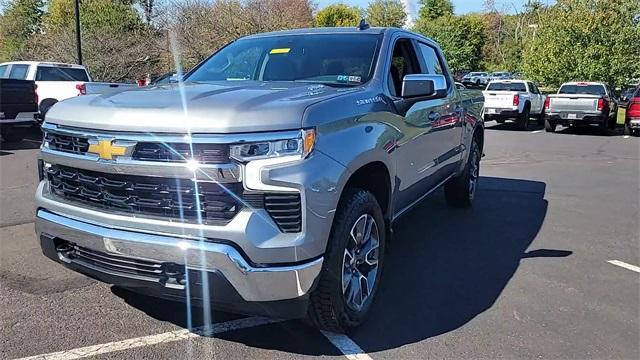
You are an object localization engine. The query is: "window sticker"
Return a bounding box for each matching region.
[336,75,362,83]
[269,48,291,54]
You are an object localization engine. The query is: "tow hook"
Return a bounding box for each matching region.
[163,263,187,289]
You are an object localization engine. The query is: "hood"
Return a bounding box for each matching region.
[46,81,357,133]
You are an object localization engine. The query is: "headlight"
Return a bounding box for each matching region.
[230,129,315,162]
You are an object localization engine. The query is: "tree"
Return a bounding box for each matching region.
[23,0,160,81]
[164,0,314,69]
[0,0,45,61]
[413,14,486,73]
[418,0,454,21]
[316,3,360,27]
[366,0,407,28]
[522,0,640,88]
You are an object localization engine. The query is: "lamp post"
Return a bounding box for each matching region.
[74,0,82,65]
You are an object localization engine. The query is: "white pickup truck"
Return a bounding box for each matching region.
[0,61,138,120]
[543,82,618,134]
[482,80,546,130]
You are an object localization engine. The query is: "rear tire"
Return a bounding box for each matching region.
[307,189,386,332]
[39,99,58,121]
[536,109,545,126]
[518,106,530,131]
[608,114,617,130]
[599,118,608,135]
[445,136,480,208]
[544,119,556,132]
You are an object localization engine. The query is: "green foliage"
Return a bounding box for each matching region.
[366,0,407,28]
[0,0,45,61]
[46,0,143,32]
[523,0,640,88]
[418,0,454,21]
[413,14,486,73]
[315,3,360,27]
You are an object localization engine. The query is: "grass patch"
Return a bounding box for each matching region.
[618,108,626,124]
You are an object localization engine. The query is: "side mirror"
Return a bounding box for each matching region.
[401,74,447,99]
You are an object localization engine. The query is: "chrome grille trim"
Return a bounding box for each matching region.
[40,147,241,182]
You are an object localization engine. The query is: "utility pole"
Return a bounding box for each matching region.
[74,0,82,65]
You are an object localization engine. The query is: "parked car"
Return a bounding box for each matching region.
[624,85,640,136]
[0,79,38,142]
[544,82,618,133]
[0,61,137,120]
[482,80,546,130]
[35,26,485,332]
[462,72,490,87]
[488,72,512,81]
[619,86,637,108]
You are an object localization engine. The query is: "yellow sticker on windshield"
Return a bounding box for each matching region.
[270,48,291,54]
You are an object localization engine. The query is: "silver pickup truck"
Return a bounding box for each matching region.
[35,26,484,332]
[544,82,618,133]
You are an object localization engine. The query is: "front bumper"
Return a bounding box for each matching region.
[36,209,322,316]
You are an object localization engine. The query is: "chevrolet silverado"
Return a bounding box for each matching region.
[544,82,618,133]
[35,26,484,332]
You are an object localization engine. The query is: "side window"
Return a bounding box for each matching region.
[416,43,443,75]
[0,65,8,78]
[387,38,420,97]
[8,64,29,79]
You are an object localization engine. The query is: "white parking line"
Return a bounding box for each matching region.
[320,330,373,360]
[530,130,543,134]
[608,260,640,273]
[15,317,279,360]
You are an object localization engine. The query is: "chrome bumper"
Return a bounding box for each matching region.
[35,209,323,302]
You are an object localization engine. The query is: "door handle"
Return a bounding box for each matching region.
[428,112,440,122]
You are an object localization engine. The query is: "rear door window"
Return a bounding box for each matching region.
[35,66,89,81]
[558,84,606,96]
[8,64,29,79]
[487,82,527,92]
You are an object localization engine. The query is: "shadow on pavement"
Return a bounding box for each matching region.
[485,120,544,132]
[113,176,571,355]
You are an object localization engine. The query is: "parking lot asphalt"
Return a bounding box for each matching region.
[1,124,638,359]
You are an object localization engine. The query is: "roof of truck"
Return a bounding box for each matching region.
[0,61,86,69]
[243,27,390,39]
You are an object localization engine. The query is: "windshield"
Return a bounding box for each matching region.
[187,34,380,86]
[487,82,527,91]
[558,84,606,96]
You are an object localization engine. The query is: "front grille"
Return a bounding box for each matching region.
[44,132,90,155]
[265,194,302,233]
[46,165,241,224]
[132,143,229,164]
[43,131,229,164]
[69,244,168,279]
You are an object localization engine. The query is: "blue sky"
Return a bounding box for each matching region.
[316,1,555,16]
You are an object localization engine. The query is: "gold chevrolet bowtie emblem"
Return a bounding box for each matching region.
[88,140,127,160]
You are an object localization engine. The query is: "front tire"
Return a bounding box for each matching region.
[307,189,386,332]
[445,136,480,208]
